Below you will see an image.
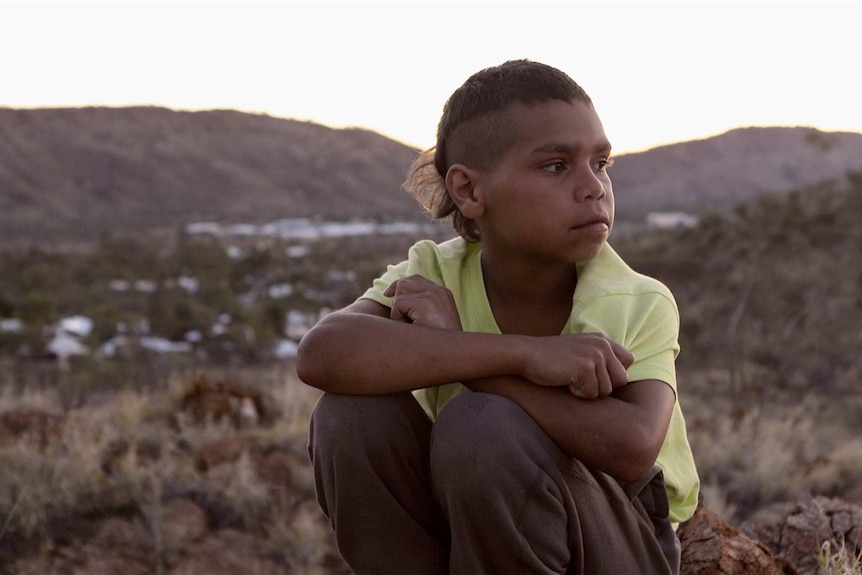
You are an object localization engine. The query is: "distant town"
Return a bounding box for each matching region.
[0,213,696,373]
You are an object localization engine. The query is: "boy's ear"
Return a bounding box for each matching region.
[445,164,485,219]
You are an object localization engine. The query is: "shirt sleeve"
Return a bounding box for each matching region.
[360,258,410,308]
[617,290,700,524]
[624,291,680,392]
[359,240,446,307]
[356,240,455,421]
[576,288,680,392]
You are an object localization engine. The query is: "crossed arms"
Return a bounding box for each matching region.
[297,275,675,483]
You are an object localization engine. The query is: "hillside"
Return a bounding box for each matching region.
[610,126,862,221]
[2,106,862,247]
[616,169,862,394]
[1,170,861,575]
[0,107,422,245]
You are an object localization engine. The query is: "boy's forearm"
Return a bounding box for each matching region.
[296,311,527,395]
[465,376,673,483]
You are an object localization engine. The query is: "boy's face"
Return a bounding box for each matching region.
[474,99,614,265]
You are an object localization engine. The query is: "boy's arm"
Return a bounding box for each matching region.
[298,297,672,482]
[298,275,673,482]
[296,298,519,394]
[464,375,674,483]
[297,283,631,400]
[297,297,629,397]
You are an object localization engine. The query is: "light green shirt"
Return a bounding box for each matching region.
[361,237,700,523]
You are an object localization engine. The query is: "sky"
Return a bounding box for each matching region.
[2,0,861,154]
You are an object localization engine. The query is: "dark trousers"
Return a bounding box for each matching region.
[308,392,680,575]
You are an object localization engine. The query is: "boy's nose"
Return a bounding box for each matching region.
[573,170,607,202]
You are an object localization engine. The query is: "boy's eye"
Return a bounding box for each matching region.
[542,161,567,174]
[595,157,615,172]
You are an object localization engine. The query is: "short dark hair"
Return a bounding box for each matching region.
[404,59,592,241]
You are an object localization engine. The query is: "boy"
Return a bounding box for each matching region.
[298,59,699,574]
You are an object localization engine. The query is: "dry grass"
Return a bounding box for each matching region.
[3,360,860,573]
[819,538,862,575]
[0,365,334,573]
[681,366,862,522]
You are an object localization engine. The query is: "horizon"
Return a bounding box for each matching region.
[3,102,859,156]
[2,1,861,154]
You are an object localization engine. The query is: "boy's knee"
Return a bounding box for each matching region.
[310,392,431,459]
[312,392,411,432]
[432,393,530,445]
[431,393,538,484]
[309,393,361,444]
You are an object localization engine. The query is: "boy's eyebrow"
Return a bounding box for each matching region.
[532,140,613,155]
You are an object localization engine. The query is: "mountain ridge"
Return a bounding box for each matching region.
[609,125,862,220]
[2,106,862,247]
[0,106,422,245]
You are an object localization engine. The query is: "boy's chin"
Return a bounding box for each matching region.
[573,241,607,262]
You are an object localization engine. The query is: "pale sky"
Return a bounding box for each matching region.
[2,0,861,154]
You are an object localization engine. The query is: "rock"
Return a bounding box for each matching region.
[193,436,307,506]
[837,483,862,508]
[254,448,307,490]
[160,498,209,552]
[178,376,267,428]
[253,447,311,513]
[67,553,152,575]
[193,435,261,472]
[2,510,282,575]
[678,505,797,574]
[0,409,65,448]
[60,515,153,575]
[167,528,289,575]
[741,496,862,575]
[100,437,163,474]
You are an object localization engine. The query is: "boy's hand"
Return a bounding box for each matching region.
[383,275,463,331]
[521,333,634,399]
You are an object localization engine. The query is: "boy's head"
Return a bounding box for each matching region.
[405,60,593,242]
[436,60,592,176]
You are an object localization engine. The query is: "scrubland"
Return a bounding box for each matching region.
[2,172,861,573]
[0,364,344,574]
[2,358,859,574]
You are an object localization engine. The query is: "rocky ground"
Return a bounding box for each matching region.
[1,372,860,575]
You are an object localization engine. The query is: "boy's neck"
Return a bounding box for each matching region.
[480,249,577,336]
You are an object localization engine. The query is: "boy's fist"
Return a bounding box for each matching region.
[521,333,633,399]
[383,275,462,331]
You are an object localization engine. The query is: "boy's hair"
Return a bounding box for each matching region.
[404,59,592,242]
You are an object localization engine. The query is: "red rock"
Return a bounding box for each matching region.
[178,376,266,428]
[193,435,261,472]
[0,409,64,448]
[741,496,862,575]
[678,505,797,574]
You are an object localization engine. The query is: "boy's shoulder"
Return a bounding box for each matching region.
[399,238,673,307]
[399,237,480,281]
[404,238,671,296]
[361,237,478,308]
[407,236,477,263]
[576,244,676,306]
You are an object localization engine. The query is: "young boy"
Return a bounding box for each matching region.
[297,59,699,575]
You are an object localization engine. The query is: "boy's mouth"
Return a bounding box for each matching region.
[571,214,610,232]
